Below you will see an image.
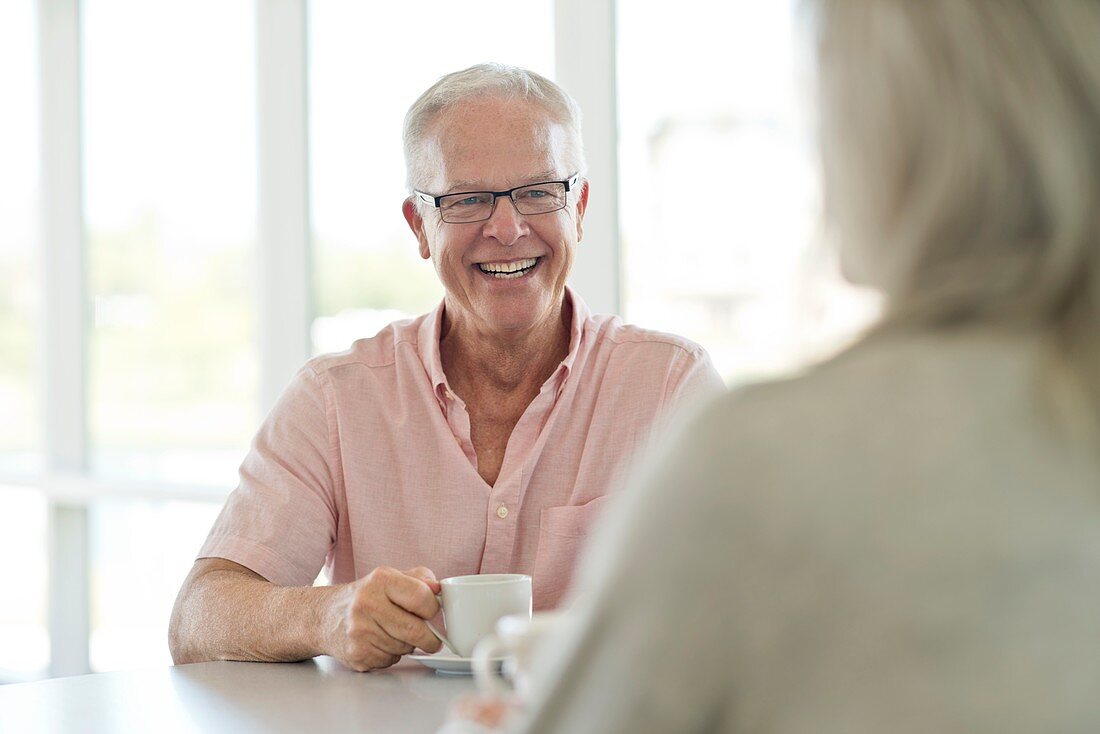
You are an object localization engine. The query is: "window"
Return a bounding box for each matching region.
[0,487,48,681]
[308,0,556,354]
[83,0,259,486]
[89,499,221,672]
[78,1,259,673]
[0,0,40,478]
[16,0,881,680]
[0,0,47,686]
[617,0,878,384]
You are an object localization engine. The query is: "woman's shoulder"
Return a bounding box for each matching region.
[725,329,1043,414]
[680,329,1070,477]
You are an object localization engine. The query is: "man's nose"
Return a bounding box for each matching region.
[481,195,527,245]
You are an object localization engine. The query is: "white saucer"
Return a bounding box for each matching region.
[408,651,504,676]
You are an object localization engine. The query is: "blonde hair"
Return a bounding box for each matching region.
[402,63,587,192]
[815,0,1100,414]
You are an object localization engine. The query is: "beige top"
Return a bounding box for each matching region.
[518,331,1100,733]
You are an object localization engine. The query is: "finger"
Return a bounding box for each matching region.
[404,566,442,594]
[384,572,441,619]
[344,576,421,660]
[419,627,444,654]
[341,621,406,670]
[349,651,401,673]
[344,603,415,660]
[449,694,517,728]
[377,606,445,653]
[361,618,416,657]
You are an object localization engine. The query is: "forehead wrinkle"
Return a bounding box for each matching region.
[444,169,561,194]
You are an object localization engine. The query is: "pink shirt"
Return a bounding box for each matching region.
[199,289,722,610]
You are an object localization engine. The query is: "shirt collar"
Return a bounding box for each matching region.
[416,300,452,404]
[416,285,591,404]
[558,286,589,379]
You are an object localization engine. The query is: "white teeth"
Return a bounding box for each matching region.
[478,257,538,277]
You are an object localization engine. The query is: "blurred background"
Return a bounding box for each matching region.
[0,0,877,682]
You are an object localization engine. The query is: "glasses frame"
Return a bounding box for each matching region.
[414,174,580,224]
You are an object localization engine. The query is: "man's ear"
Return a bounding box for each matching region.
[402,197,432,260]
[574,179,590,242]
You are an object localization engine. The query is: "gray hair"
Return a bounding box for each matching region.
[402,63,587,192]
[814,0,1100,416]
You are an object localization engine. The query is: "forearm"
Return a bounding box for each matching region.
[169,567,339,665]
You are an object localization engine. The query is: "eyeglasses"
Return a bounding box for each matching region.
[414,174,580,224]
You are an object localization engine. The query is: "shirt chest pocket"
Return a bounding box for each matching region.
[532,496,609,611]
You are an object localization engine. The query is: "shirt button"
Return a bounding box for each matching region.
[496,505,509,519]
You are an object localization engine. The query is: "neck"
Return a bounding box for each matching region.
[440,296,572,397]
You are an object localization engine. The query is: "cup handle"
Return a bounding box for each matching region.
[425,594,457,655]
[472,634,511,695]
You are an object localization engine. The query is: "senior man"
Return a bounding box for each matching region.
[169,63,721,672]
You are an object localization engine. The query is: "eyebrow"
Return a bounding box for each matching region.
[443,170,560,194]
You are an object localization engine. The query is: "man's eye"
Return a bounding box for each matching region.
[451,194,490,206]
[518,188,550,200]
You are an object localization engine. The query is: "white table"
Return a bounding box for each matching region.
[0,656,475,733]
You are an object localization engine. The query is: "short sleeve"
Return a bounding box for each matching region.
[680,348,725,398]
[198,365,341,587]
[658,346,726,433]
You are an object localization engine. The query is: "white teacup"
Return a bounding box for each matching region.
[471,610,564,697]
[426,574,532,658]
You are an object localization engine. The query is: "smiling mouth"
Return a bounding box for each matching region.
[476,257,540,279]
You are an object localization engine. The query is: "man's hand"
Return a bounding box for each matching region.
[322,566,444,671]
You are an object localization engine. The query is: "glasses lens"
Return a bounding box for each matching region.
[438,192,495,223]
[513,182,567,215]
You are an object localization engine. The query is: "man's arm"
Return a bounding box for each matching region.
[168,557,444,671]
